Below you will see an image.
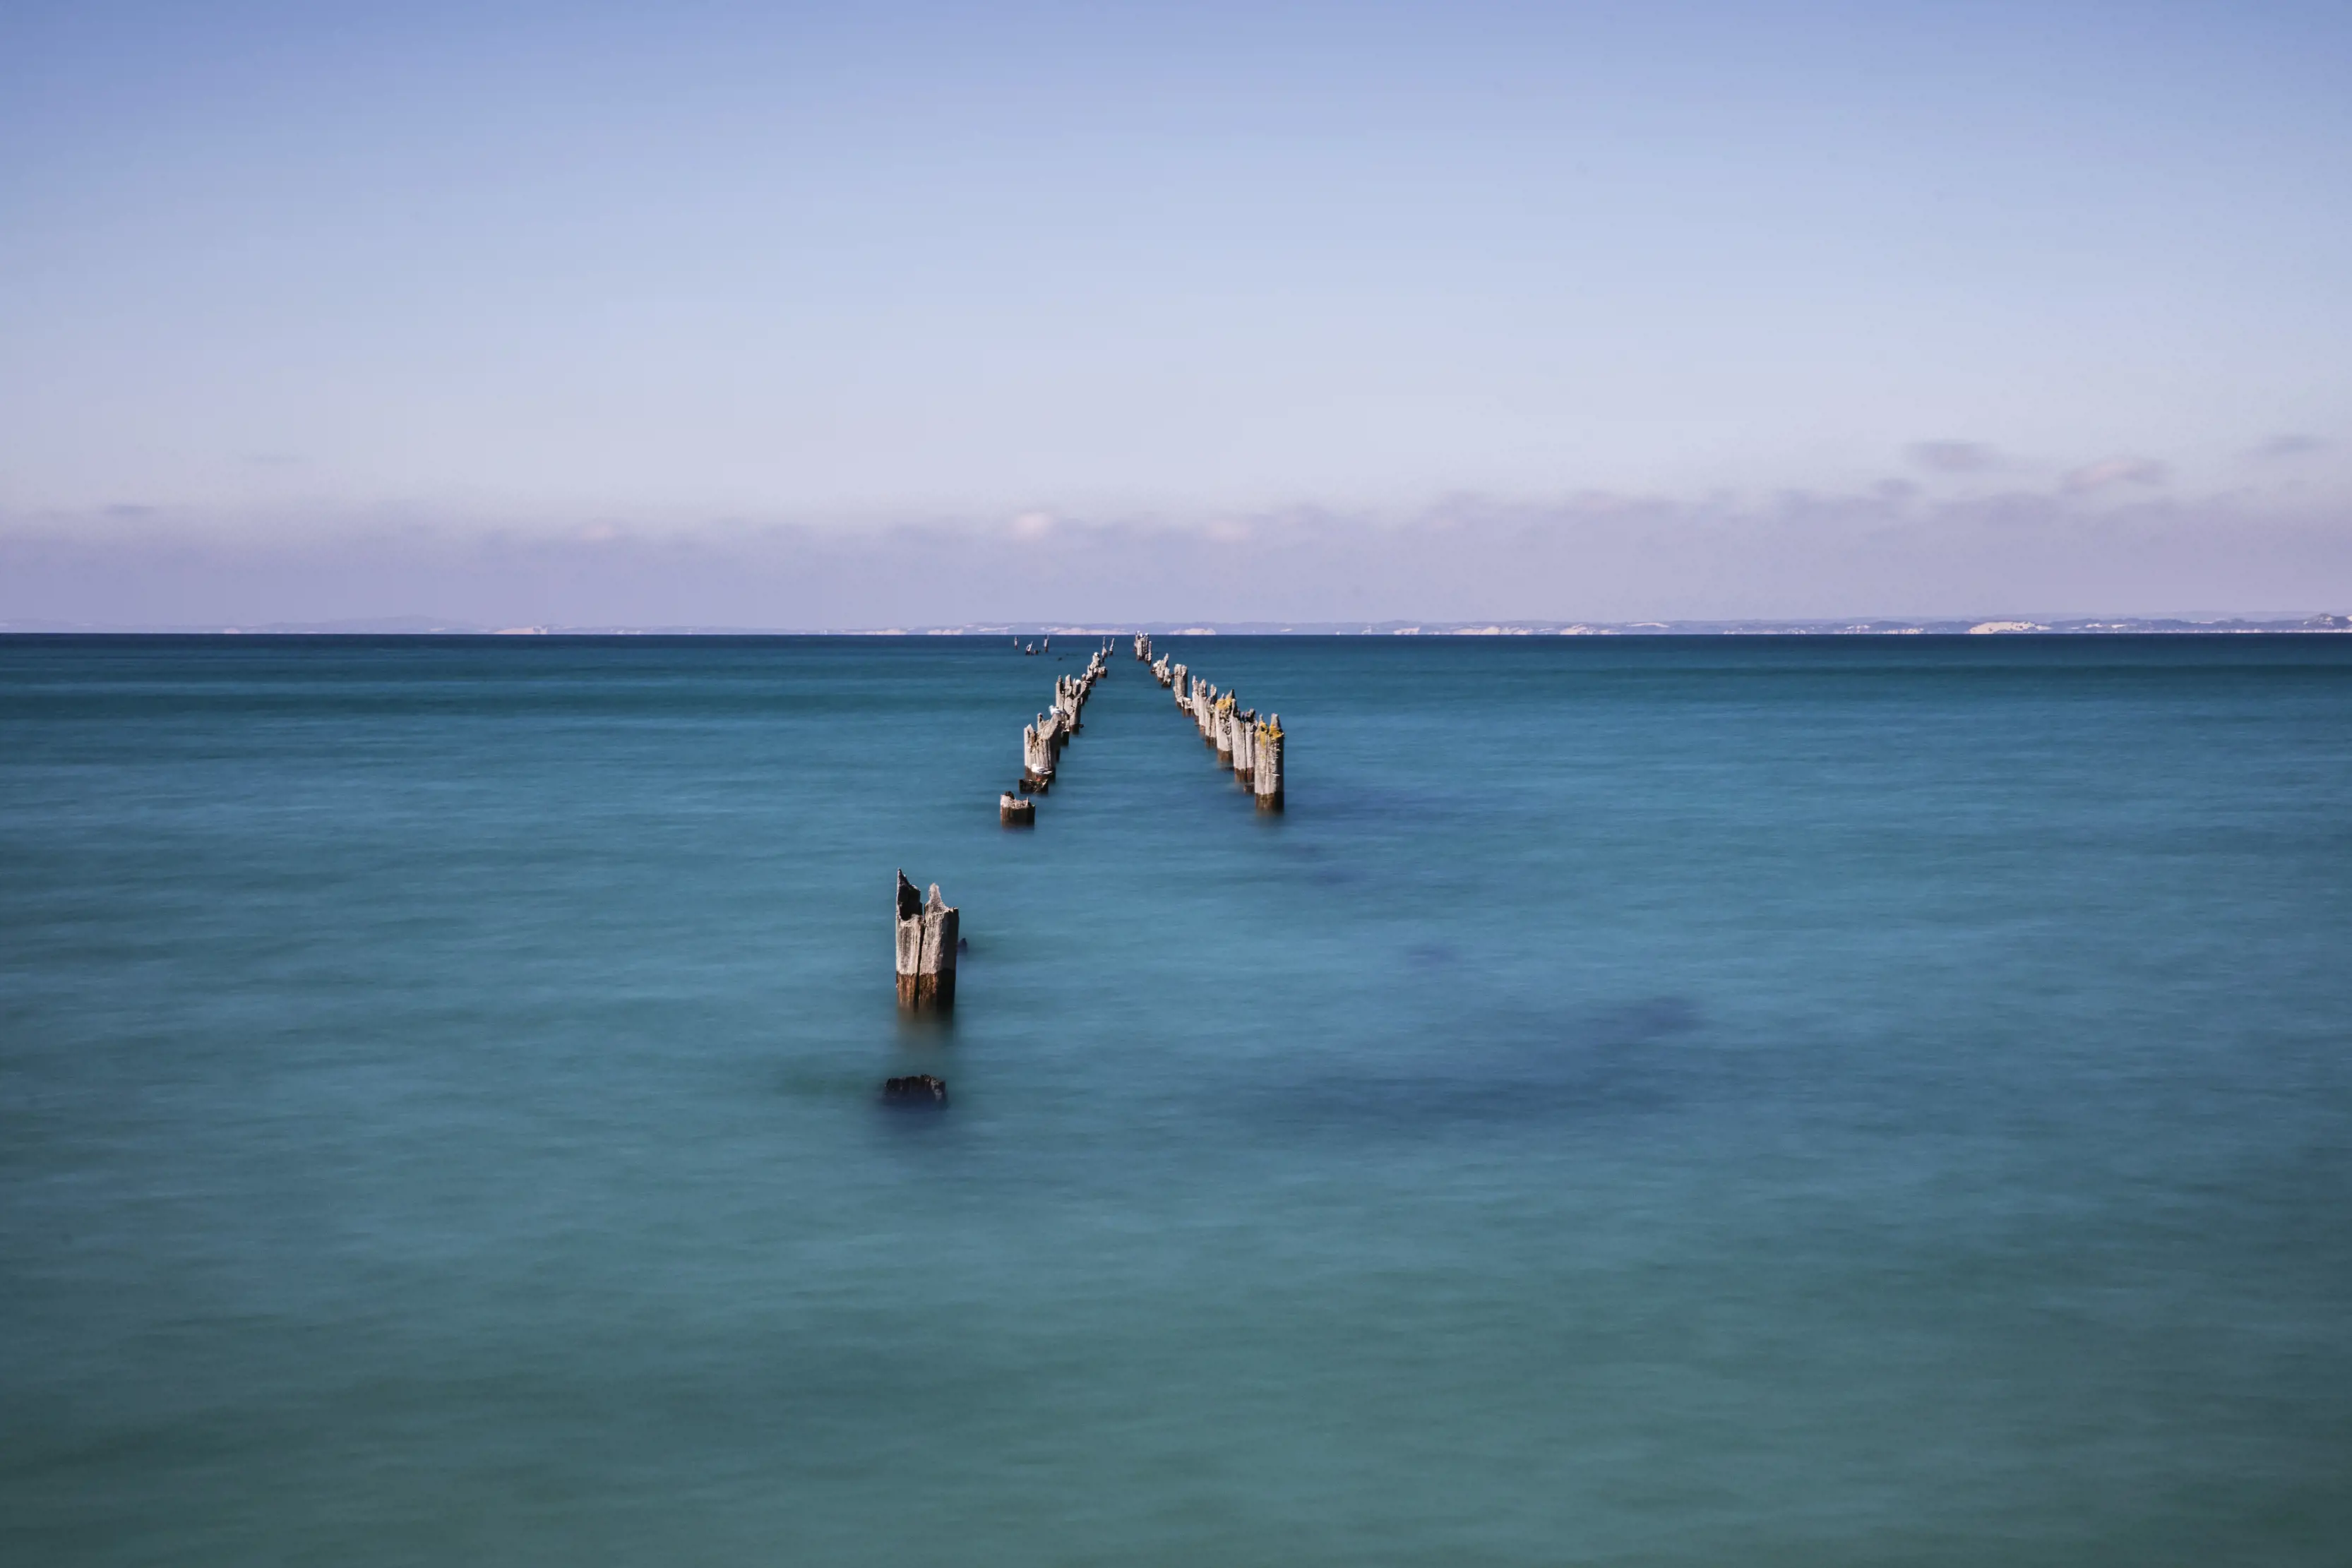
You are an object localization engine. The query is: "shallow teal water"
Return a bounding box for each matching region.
[4,634,2349,1565]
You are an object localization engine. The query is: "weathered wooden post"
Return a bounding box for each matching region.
[1214,693,1236,762]
[1000,792,1035,825]
[1022,719,1055,791]
[1171,663,1188,705]
[1254,715,1284,810]
[1232,706,1255,785]
[894,871,958,1010]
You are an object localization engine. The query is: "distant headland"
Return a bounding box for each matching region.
[8,615,2348,637]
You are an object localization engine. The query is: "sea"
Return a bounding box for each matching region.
[4,633,2348,1566]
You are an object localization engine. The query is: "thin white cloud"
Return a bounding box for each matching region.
[2062,456,2169,493]
[2248,434,2329,460]
[1906,441,2000,474]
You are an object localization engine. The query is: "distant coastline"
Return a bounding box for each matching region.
[6,615,2349,637]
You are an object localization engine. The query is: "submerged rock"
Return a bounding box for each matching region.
[882,1074,949,1106]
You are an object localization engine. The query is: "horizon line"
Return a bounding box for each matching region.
[7,615,2350,638]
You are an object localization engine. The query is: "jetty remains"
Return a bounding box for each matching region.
[1011,645,1112,813]
[999,792,1035,825]
[894,870,959,1010]
[1164,657,1284,810]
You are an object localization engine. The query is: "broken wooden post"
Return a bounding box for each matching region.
[1055,674,1088,732]
[1000,792,1035,826]
[1254,714,1284,810]
[894,871,959,1010]
[1214,692,1236,762]
[1232,706,1255,785]
[1022,719,1055,789]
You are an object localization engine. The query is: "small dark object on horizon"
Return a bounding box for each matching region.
[883,1075,948,1106]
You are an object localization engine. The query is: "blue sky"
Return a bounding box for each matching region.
[3,1,2348,623]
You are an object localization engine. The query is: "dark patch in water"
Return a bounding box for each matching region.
[1583,996,1701,1048]
[1228,995,1705,1136]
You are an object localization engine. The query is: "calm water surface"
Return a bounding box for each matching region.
[4,635,2348,1564]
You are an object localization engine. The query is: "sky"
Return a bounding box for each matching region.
[3,0,2348,626]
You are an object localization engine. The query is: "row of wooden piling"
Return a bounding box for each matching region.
[895,636,1279,1099]
[1143,642,1284,810]
[998,641,1115,825]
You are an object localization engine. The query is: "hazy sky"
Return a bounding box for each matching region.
[4,1,2348,623]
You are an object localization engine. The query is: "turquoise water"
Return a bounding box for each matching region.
[4,634,2349,1564]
